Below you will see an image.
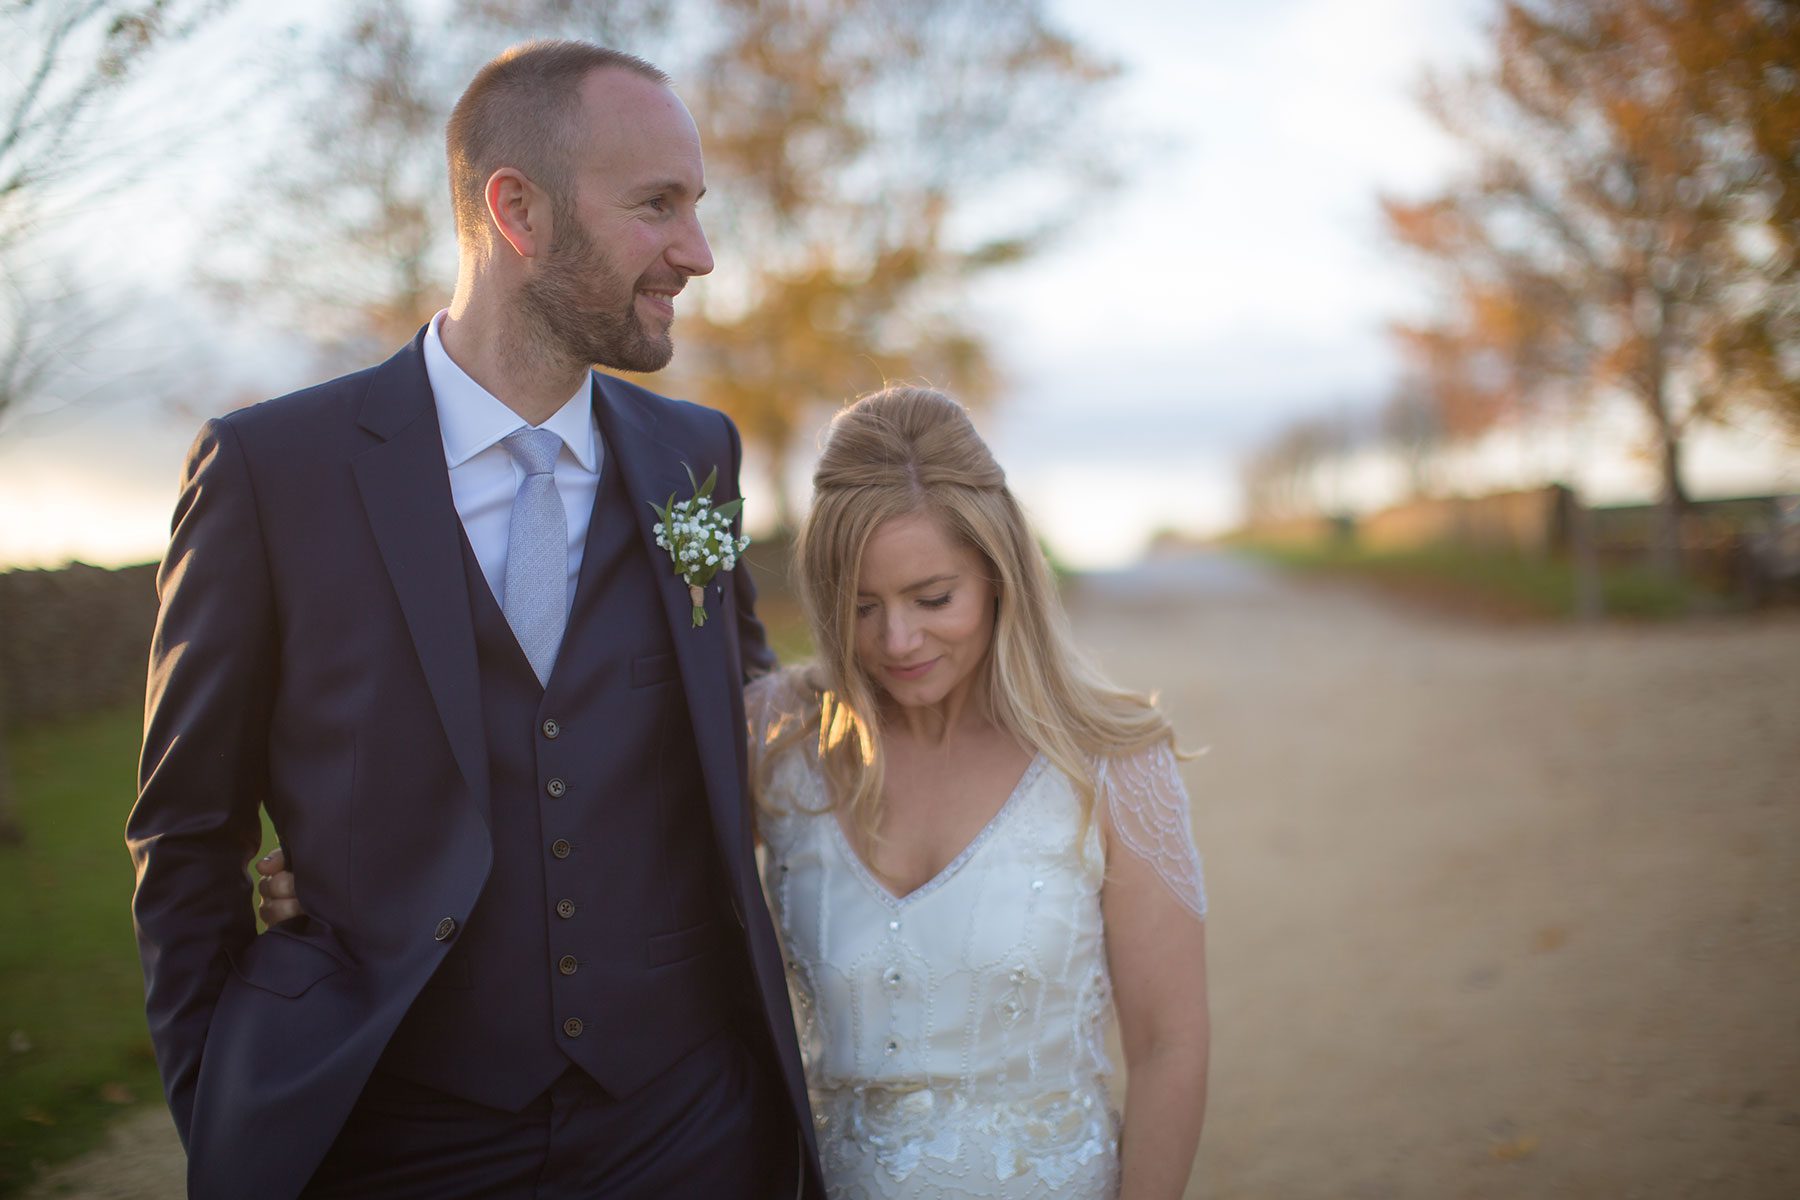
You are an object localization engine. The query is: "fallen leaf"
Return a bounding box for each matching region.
[20,1108,54,1126]
[99,1083,135,1105]
[7,1031,29,1054]
[1533,925,1569,953]
[1490,1134,1538,1161]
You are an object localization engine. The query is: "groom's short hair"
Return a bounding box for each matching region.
[447,41,670,244]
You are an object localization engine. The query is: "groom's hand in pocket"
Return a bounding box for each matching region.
[254,848,305,927]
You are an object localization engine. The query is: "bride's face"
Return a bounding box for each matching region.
[853,511,997,710]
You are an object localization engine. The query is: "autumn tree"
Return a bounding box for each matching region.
[1383,0,1800,575]
[666,0,1115,527]
[212,0,1118,526]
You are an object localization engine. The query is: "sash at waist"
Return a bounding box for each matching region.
[809,1078,1118,1189]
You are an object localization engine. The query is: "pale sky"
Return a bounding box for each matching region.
[1,0,1793,570]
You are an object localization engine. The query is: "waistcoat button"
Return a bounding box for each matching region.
[551,839,572,859]
[558,955,578,976]
[433,917,457,942]
[546,777,567,798]
[556,899,576,919]
[563,1017,583,1038]
[541,718,560,739]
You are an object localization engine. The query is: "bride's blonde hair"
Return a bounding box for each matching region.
[764,386,1173,845]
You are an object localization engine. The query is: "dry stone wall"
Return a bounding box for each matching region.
[0,561,158,728]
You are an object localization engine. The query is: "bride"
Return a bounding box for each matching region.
[751,385,1208,1198]
[262,386,1209,1197]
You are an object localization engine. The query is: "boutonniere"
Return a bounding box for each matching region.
[649,464,751,627]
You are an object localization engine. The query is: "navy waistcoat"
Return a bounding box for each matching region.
[376,442,737,1110]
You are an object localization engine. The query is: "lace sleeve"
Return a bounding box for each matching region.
[1098,741,1208,921]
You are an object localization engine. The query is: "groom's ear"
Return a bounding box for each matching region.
[486,167,549,260]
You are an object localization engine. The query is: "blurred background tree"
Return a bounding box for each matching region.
[1379,379,1448,501]
[1240,411,1359,526]
[202,0,666,373]
[208,0,1119,528]
[201,0,451,371]
[2,0,234,431]
[0,0,237,844]
[668,0,1115,527]
[1381,0,1800,577]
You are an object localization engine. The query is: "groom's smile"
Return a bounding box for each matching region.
[635,285,680,322]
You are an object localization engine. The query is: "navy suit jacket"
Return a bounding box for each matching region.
[128,331,820,1198]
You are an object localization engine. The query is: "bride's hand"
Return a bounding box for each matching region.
[254,848,305,926]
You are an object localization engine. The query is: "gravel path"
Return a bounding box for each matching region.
[1071,554,1800,1199]
[28,554,1800,1198]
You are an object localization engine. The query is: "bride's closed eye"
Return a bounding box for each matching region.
[856,593,953,617]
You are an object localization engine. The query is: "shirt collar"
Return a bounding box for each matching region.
[423,310,599,471]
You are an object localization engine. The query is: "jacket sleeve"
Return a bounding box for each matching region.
[127,416,277,1147]
[723,413,778,680]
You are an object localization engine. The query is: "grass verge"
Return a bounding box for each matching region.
[1237,541,1706,620]
[0,707,163,1197]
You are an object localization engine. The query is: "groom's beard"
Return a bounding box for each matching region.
[519,205,675,375]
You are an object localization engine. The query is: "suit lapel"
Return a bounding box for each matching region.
[591,375,749,864]
[351,335,492,827]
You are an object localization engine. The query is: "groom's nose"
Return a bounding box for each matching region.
[669,209,713,278]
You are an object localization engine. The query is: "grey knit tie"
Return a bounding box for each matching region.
[501,427,568,686]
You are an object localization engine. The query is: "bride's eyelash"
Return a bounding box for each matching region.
[855,593,952,617]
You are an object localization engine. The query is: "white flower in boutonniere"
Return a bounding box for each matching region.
[649,464,752,628]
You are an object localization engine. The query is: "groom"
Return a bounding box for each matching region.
[129,42,819,1199]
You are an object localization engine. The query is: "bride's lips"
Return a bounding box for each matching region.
[885,659,936,681]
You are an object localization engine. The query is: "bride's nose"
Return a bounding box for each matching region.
[881,611,924,656]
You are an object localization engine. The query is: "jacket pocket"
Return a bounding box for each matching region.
[228,927,346,998]
[647,919,717,967]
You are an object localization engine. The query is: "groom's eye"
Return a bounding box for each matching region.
[645,195,668,212]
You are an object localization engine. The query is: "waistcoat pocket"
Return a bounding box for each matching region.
[647,918,718,967]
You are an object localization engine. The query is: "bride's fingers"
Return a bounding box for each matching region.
[260,898,303,926]
[253,849,302,925]
[256,865,303,926]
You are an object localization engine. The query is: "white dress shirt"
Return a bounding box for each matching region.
[422,310,603,614]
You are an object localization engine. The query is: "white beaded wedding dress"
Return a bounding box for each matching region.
[749,672,1208,1200]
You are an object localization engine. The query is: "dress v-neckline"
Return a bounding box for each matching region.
[828,752,1049,909]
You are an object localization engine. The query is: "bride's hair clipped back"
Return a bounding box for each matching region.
[788,386,1173,843]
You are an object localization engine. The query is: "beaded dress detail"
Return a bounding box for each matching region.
[749,672,1206,1200]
